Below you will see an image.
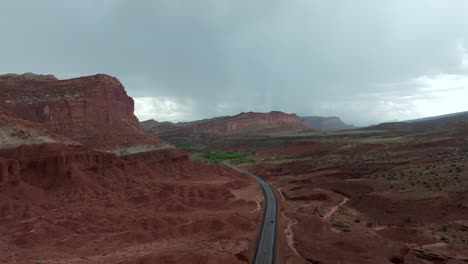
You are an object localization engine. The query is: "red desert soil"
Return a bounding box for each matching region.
[0,73,162,150]
[234,126,468,264]
[0,142,263,263]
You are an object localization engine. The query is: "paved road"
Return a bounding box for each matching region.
[224,162,277,264]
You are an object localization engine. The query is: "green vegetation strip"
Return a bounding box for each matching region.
[176,144,255,164]
[331,221,352,232]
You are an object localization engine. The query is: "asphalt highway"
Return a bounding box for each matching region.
[224,162,277,264]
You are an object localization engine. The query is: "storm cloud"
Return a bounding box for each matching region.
[2,0,468,125]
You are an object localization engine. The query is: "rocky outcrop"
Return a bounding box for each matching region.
[0,73,162,150]
[0,158,20,187]
[0,141,260,263]
[301,116,355,131]
[0,72,57,81]
[0,143,124,190]
[0,112,69,147]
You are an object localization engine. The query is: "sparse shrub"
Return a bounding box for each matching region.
[332,221,350,229]
[189,147,255,164]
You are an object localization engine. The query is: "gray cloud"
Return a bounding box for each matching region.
[2,0,468,125]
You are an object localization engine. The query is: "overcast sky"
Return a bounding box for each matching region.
[2,0,468,126]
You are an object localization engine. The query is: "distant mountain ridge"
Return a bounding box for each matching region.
[140,119,181,134]
[367,111,468,130]
[301,116,355,131]
[142,111,309,145]
[406,111,468,125]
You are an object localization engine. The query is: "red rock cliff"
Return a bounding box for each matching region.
[201,111,306,135]
[162,111,307,136]
[154,111,308,145]
[0,74,162,149]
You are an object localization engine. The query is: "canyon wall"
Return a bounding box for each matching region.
[0,73,162,150]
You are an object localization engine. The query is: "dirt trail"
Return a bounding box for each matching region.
[277,187,286,201]
[282,212,300,256]
[276,187,300,256]
[323,197,349,220]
